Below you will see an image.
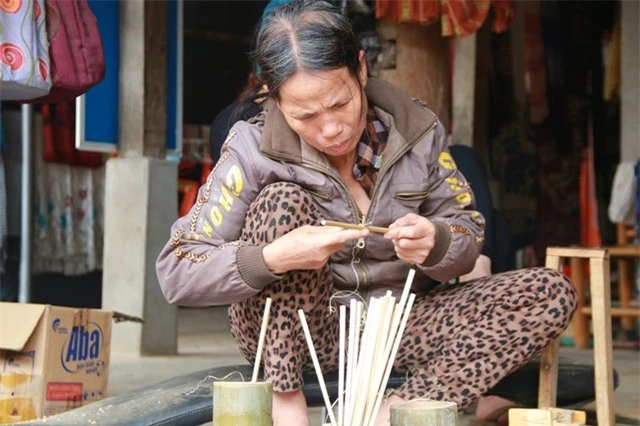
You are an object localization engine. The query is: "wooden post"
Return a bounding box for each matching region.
[538,253,561,408]
[378,22,450,130]
[570,257,590,349]
[589,255,615,426]
[451,22,490,156]
[615,223,635,330]
[212,382,273,426]
[620,1,640,163]
[103,0,178,355]
[390,400,457,426]
[451,32,477,148]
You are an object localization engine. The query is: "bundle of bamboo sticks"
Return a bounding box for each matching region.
[298,269,417,426]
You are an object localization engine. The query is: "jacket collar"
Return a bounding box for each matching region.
[259,77,437,163]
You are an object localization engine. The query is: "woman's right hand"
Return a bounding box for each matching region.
[262,225,368,274]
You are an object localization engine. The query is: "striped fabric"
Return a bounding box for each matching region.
[353,108,388,197]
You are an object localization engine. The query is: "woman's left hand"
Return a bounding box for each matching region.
[384,213,436,265]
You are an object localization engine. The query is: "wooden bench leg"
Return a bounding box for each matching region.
[618,257,634,330]
[538,254,562,408]
[589,255,615,426]
[538,339,560,409]
[541,247,615,423]
[570,257,590,349]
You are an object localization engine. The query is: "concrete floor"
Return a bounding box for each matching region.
[108,307,640,425]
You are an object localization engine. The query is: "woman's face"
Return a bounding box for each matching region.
[276,52,368,161]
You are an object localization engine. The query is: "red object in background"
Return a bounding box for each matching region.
[178,179,199,218]
[42,101,103,168]
[375,0,514,36]
[579,119,602,247]
[28,0,105,104]
[177,154,214,217]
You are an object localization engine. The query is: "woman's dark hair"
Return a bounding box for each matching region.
[251,0,363,99]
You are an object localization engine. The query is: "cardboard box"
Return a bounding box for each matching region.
[0,303,113,424]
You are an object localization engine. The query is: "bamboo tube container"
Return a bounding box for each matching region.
[213,381,272,425]
[390,400,458,426]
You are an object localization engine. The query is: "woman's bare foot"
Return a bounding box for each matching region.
[374,394,405,426]
[272,389,310,426]
[475,395,524,424]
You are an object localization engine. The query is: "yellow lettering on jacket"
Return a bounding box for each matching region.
[445,177,462,191]
[210,208,223,227]
[206,165,245,231]
[219,187,234,212]
[203,221,213,238]
[438,152,457,170]
[227,165,243,195]
[456,192,472,205]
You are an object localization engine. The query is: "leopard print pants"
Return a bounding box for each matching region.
[228,183,578,408]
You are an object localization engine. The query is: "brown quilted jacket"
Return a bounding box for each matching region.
[156,78,485,306]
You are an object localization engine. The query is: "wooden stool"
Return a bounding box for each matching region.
[538,247,614,426]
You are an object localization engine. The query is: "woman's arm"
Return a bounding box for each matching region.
[459,254,492,282]
[156,126,275,306]
[157,122,369,306]
[384,121,485,282]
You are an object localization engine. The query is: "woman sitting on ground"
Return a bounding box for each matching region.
[156,1,577,424]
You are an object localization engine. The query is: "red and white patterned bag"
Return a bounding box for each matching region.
[0,0,52,100]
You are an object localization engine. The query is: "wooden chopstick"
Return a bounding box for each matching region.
[321,219,390,234]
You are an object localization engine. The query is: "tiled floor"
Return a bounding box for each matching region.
[108,307,640,425]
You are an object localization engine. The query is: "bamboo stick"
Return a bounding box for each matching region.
[351,298,382,426]
[369,293,417,426]
[252,297,272,382]
[345,300,358,426]
[298,309,337,426]
[363,293,397,426]
[362,269,416,424]
[321,219,390,234]
[398,269,416,315]
[338,305,347,426]
[345,300,364,426]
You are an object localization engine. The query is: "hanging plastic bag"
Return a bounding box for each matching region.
[608,161,638,226]
[0,0,52,100]
[27,0,105,103]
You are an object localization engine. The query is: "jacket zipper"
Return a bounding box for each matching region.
[298,162,362,223]
[294,162,374,286]
[364,120,438,226]
[354,120,438,286]
[261,119,438,288]
[296,162,372,286]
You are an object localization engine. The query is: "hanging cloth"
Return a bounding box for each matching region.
[603,3,620,102]
[374,0,440,26]
[375,0,515,37]
[0,0,52,100]
[32,110,105,276]
[523,0,549,125]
